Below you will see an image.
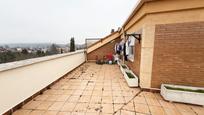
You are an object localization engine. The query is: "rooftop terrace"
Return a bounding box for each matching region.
[12,63,204,115]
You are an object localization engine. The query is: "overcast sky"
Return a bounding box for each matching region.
[0,0,137,44]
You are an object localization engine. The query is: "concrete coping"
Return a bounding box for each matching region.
[0,50,85,72]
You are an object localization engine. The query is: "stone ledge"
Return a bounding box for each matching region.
[0,50,84,72]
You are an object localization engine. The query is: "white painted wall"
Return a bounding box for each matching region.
[0,50,85,114]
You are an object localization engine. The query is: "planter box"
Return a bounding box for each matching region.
[161,84,204,106]
[117,60,121,66]
[123,70,138,87]
[120,64,129,75]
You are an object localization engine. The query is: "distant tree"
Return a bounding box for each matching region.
[49,44,58,54]
[21,49,28,55]
[36,50,45,57]
[0,51,16,63]
[70,37,75,52]
[111,29,115,33]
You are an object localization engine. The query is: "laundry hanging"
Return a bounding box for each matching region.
[125,40,129,55]
[129,36,135,46]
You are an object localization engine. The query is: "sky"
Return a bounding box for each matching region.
[0,0,138,44]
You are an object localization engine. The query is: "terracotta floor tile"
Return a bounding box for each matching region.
[149,106,165,115]
[113,96,125,104]
[122,91,134,97]
[22,100,42,109]
[73,103,88,112]
[12,109,31,115]
[103,87,112,91]
[46,95,59,101]
[112,91,122,96]
[146,98,161,106]
[90,96,102,104]
[191,105,204,115]
[174,103,194,113]
[100,113,113,115]
[86,104,101,113]
[102,96,113,104]
[68,96,80,102]
[61,102,76,112]
[101,104,114,114]
[134,103,150,114]
[112,87,122,91]
[12,63,204,114]
[134,96,147,104]
[57,112,71,115]
[36,101,53,110]
[102,91,112,96]
[29,110,45,115]
[44,111,58,115]
[85,86,95,91]
[92,90,103,96]
[159,100,176,109]
[179,111,197,115]
[48,102,65,111]
[164,108,182,115]
[73,90,84,95]
[35,95,49,101]
[120,110,135,115]
[143,92,156,99]
[114,104,123,112]
[85,112,100,115]
[154,93,163,100]
[122,101,135,111]
[124,96,133,103]
[135,113,148,115]
[64,90,74,95]
[56,95,70,102]
[82,91,92,96]
[79,96,91,103]
[94,86,103,90]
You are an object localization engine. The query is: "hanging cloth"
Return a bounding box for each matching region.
[114,43,118,53]
[124,43,128,61]
[125,41,129,55]
[129,36,135,46]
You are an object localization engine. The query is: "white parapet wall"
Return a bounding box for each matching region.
[0,50,85,114]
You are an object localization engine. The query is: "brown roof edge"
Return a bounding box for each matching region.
[87,31,119,49]
[120,0,155,31]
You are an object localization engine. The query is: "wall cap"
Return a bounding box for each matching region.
[0,50,85,72]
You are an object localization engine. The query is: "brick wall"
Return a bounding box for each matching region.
[151,22,204,88]
[87,38,121,61]
[125,41,141,77]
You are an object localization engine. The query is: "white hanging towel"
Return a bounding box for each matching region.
[125,41,129,55]
[129,36,135,46]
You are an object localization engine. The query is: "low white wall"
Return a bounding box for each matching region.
[0,50,85,114]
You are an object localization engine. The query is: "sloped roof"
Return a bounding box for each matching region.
[87,31,120,53]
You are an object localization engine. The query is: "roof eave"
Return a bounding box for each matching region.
[121,0,154,29]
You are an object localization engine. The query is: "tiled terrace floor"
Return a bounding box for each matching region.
[13,63,204,115]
